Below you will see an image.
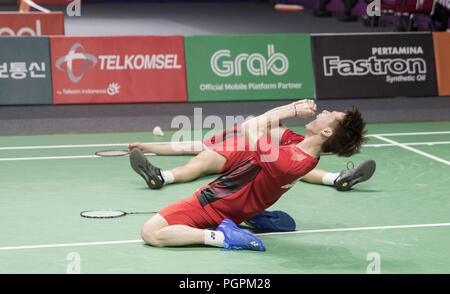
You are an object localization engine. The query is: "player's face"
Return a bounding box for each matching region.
[307,110,345,134]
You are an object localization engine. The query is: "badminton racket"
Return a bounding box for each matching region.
[80,209,158,219]
[95,150,129,157]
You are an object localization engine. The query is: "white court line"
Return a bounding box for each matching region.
[256,222,450,236]
[0,131,449,162]
[0,142,449,161]
[0,130,449,151]
[0,240,143,251]
[1,141,449,152]
[372,135,450,166]
[0,142,162,151]
[1,142,449,162]
[1,137,450,151]
[0,143,128,150]
[0,153,156,161]
[0,155,99,161]
[0,131,449,150]
[363,141,450,147]
[1,222,449,251]
[367,131,450,137]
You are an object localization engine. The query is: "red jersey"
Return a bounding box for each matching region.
[203,126,305,173]
[280,128,305,146]
[197,134,319,225]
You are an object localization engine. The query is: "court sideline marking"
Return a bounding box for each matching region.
[1,222,449,251]
[372,135,450,166]
[1,131,450,151]
[1,141,450,152]
[1,138,450,163]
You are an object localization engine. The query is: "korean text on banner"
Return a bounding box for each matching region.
[0,37,53,105]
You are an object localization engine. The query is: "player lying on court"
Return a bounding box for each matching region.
[136,100,368,251]
[128,103,375,192]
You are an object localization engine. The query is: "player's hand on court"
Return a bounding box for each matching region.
[127,142,145,153]
[293,99,316,118]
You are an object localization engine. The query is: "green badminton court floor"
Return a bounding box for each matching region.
[0,121,449,274]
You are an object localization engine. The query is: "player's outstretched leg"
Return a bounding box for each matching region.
[301,160,376,191]
[130,148,165,189]
[333,159,376,191]
[216,219,266,251]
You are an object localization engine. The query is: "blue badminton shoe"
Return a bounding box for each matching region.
[245,210,296,232]
[216,219,266,251]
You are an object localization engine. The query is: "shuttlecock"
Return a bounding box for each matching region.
[153,126,164,136]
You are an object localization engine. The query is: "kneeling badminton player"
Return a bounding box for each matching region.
[137,100,367,251]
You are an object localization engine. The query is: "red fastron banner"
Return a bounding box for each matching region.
[50,36,188,104]
[0,12,64,36]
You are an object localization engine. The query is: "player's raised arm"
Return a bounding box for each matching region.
[241,100,316,149]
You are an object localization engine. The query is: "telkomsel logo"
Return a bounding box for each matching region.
[210,44,289,77]
[56,43,97,83]
[56,42,182,83]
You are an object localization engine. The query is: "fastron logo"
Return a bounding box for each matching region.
[323,56,427,76]
[56,43,97,83]
[323,46,427,77]
[210,44,289,77]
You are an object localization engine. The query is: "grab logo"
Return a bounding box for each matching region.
[0,20,41,36]
[210,44,289,77]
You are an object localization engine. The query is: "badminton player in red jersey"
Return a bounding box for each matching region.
[129,104,375,192]
[137,100,368,251]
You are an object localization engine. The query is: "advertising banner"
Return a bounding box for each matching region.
[0,37,53,105]
[185,34,315,102]
[0,12,64,36]
[16,0,79,5]
[311,33,438,99]
[432,32,450,96]
[50,36,187,104]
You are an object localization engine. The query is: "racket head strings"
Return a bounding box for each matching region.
[80,209,127,218]
[95,150,129,157]
[80,209,158,218]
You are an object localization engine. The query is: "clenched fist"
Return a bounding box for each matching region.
[293,99,317,118]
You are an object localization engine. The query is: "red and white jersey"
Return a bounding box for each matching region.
[197,134,319,225]
[202,126,306,173]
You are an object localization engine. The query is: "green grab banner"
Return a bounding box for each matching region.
[185,34,315,102]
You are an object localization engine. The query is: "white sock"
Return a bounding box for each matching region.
[204,230,225,248]
[160,170,174,184]
[322,172,340,186]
